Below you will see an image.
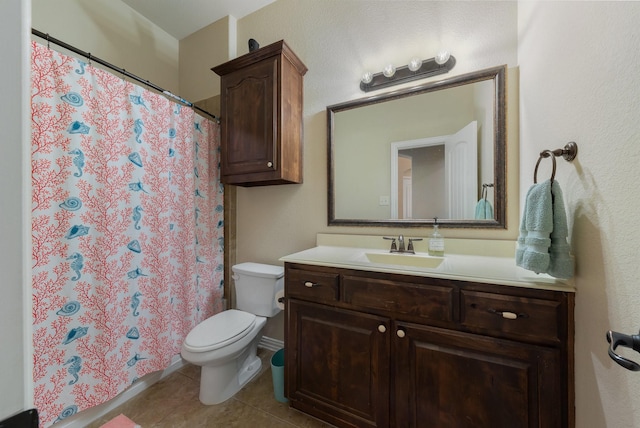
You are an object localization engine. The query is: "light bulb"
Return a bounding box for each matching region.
[408,57,422,72]
[383,64,396,78]
[361,71,373,84]
[434,50,451,65]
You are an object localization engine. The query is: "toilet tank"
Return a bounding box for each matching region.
[232,262,284,317]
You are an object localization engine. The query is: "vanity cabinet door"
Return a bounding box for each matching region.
[393,321,561,428]
[287,299,390,428]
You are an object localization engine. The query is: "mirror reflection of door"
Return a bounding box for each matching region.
[396,146,445,219]
[391,121,477,219]
[398,155,413,218]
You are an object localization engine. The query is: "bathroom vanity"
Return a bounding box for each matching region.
[281,237,575,428]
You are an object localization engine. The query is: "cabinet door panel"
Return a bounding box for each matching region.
[221,57,277,176]
[288,300,390,427]
[343,275,455,323]
[394,323,560,428]
[286,266,340,304]
[461,289,561,344]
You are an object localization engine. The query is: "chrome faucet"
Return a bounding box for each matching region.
[383,236,397,252]
[407,237,422,253]
[383,235,422,254]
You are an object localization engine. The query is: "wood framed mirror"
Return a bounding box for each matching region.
[327,65,506,228]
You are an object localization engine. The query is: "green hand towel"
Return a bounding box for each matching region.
[474,199,494,220]
[516,179,574,279]
[516,180,553,274]
[547,181,574,279]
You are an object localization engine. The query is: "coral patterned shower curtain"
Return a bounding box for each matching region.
[30,41,224,427]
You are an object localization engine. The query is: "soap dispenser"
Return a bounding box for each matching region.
[428,217,445,257]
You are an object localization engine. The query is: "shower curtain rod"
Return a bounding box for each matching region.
[32,28,219,122]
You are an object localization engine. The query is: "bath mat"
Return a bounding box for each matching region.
[99,414,141,428]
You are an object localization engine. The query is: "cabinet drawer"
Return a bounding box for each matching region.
[343,275,455,323]
[460,290,561,343]
[286,268,339,303]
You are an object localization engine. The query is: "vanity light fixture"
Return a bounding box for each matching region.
[408,57,423,72]
[360,50,456,92]
[382,64,396,78]
[434,49,451,65]
[361,71,373,84]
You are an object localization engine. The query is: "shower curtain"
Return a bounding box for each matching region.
[30,41,224,427]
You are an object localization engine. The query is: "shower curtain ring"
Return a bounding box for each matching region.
[46,33,50,49]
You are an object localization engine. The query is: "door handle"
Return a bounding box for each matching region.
[606,330,640,371]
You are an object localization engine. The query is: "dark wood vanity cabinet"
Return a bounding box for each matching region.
[288,300,390,427]
[284,263,574,428]
[212,40,307,186]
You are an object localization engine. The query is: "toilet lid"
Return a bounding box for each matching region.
[183,310,256,352]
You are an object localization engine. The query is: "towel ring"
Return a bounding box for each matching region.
[533,142,578,183]
[481,183,494,200]
[534,150,557,183]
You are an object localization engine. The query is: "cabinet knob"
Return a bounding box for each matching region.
[396,329,406,338]
[378,325,387,333]
[267,161,273,168]
[303,281,316,288]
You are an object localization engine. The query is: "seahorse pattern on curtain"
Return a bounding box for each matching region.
[30,41,224,427]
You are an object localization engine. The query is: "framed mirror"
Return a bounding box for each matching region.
[327,65,506,228]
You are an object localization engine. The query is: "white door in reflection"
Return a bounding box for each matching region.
[391,121,477,219]
[402,175,412,218]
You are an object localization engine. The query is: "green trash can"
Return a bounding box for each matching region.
[270,348,288,403]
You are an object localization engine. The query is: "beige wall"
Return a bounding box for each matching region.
[31,0,179,93]
[519,3,640,427]
[474,79,496,191]
[179,16,235,101]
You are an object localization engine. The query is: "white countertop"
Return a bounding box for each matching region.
[280,235,575,293]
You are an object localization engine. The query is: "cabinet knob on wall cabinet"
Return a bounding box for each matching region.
[267,161,273,168]
[378,325,387,333]
[396,329,406,338]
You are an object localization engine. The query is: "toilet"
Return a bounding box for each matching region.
[181,262,284,405]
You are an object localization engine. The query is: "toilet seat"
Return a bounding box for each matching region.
[183,310,256,353]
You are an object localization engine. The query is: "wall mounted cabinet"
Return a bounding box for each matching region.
[284,263,575,428]
[212,40,307,186]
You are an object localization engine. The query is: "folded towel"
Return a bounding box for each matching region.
[516,179,574,278]
[547,181,574,279]
[516,180,553,274]
[474,198,494,220]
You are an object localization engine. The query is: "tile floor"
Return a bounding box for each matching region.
[87,349,334,428]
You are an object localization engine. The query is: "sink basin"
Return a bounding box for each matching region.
[365,252,444,269]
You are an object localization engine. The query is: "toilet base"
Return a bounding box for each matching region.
[198,338,263,405]
[237,353,262,387]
